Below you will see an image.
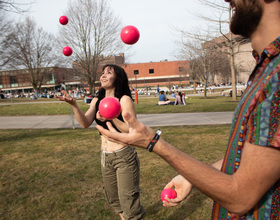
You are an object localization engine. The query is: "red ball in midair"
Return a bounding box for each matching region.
[62,46,73,56]
[59,15,68,25]
[120,25,140,45]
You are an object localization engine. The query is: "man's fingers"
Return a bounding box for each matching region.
[97,125,123,141]
[96,125,127,145]
[122,111,141,129]
[162,197,181,207]
[106,121,118,132]
[164,181,175,189]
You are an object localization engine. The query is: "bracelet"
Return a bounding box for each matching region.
[146,129,162,152]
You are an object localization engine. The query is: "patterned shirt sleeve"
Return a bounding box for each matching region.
[246,70,280,148]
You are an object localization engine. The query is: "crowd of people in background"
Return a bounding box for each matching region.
[0,83,243,102]
[0,83,88,100]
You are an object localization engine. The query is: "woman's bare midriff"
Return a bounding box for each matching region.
[101,135,126,152]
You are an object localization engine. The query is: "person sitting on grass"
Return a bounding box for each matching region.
[158,91,171,105]
[174,92,186,105]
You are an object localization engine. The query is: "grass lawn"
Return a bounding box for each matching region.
[0,95,240,116]
[0,94,234,219]
[0,125,230,220]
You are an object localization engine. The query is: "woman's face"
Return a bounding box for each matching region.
[100,67,116,90]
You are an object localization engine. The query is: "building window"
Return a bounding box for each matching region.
[179,67,184,72]
[46,74,56,84]
[149,69,154,74]
[10,76,18,87]
[134,70,139,75]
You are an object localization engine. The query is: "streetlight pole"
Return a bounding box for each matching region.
[135,73,137,90]
[134,72,138,104]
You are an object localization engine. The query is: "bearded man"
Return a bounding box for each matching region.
[97,0,280,219]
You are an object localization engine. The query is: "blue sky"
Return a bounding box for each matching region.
[13,0,226,63]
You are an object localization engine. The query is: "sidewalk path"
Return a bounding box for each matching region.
[0,112,234,129]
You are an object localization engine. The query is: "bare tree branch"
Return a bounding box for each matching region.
[1,17,60,90]
[173,0,249,101]
[0,0,34,13]
[58,0,124,95]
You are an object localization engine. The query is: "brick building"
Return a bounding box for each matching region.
[0,53,189,93]
[0,67,78,92]
[121,60,189,89]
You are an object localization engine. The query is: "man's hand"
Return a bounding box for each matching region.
[163,175,192,207]
[96,112,156,148]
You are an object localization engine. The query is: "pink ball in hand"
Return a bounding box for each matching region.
[99,97,121,120]
[161,188,177,202]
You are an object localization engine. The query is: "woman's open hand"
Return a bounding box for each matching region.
[56,90,76,105]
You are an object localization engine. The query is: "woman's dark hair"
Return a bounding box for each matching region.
[97,64,132,100]
[178,92,183,103]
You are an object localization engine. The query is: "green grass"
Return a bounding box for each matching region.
[0,95,239,116]
[135,96,239,113]
[0,125,230,220]
[0,94,234,218]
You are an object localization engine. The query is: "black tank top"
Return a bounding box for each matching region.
[95,97,124,133]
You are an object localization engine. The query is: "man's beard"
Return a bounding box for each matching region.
[230,2,263,38]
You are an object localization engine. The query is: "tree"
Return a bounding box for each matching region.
[0,12,11,69]
[1,17,60,91]
[0,0,34,69]
[178,32,223,98]
[176,0,248,101]
[0,0,33,13]
[197,0,251,101]
[177,40,200,93]
[213,52,232,84]
[59,0,124,95]
[195,45,218,98]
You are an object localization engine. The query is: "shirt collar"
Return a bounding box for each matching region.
[252,36,280,65]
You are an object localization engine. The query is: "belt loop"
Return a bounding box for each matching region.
[101,151,105,167]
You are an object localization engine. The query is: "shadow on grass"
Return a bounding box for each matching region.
[167,190,210,220]
[144,189,210,219]
[0,129,91,143]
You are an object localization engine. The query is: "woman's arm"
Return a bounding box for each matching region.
[174,96,178,105]
[75,97,98,128]
[57,91,97,128]
[182,96,186,105]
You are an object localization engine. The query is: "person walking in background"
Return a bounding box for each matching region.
[174,92,186,105]
[57,64,145,220]
[155,85,160,97]
[96,0,280,219]
[61,82,66,91]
